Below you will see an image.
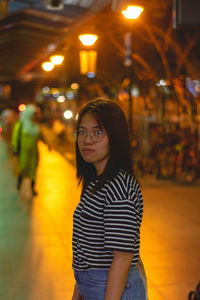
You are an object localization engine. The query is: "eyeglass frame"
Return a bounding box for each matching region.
[73,128,106,143]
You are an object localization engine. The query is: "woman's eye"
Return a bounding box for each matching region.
[78,130,86,136]
[94,130,103,136]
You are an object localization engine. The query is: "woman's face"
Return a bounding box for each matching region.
[78,112,110,175]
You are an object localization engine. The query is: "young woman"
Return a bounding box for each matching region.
[72,98,147,300]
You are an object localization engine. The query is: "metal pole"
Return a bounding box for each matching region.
[124,32,133,140]
[128,80,133,139]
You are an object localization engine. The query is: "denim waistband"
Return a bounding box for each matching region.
[74,264,147,300]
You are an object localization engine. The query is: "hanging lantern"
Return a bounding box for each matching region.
[79,50,97,75]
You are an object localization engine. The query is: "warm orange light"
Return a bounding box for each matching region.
[50,55,64,65]
[63,110,73,120]
[71,83,79,90]
[41,61,55,71]
[79,50,97,75]
[18,104,26,112]
[122,5,144,20]
[30,141,81,297]
[78,34,98,46]
[0,126,3,133]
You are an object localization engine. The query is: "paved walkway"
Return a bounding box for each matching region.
[0,135,199,300]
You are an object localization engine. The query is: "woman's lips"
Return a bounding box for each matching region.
[82,148,95,155]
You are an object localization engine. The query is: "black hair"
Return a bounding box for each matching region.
[75,98,133,189]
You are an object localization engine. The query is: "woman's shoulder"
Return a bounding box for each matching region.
[104,169,142,202]
[112,169,140,189]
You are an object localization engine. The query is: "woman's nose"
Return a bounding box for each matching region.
[84,132,93,143]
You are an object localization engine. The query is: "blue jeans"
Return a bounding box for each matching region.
[74,265,146,300]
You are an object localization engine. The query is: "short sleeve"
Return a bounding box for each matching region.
[104,196,140,252]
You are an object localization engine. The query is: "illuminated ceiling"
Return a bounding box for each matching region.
[0,0,111,82]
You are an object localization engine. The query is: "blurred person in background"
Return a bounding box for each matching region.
[11,104,43,196]
[0,109,18,142]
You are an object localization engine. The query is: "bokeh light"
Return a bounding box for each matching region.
[41,61,54,71]
[57,95,65,103]
[63,110,73,120]
[18,104,26,112]
[50,55,64,65]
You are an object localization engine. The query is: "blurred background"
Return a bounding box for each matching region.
[1,0,200,182]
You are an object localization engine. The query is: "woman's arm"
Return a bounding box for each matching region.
[71,285,84,300]
[104,250,134,300]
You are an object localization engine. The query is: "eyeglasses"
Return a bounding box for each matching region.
[73,128,106,143]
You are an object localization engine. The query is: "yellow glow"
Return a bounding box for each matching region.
[51,88,59,95]
[41,61,55,71]
[78,34,98,46]
[64,110,73,119]
[79,51,88,74]
[71,83,79,90]
[122,5,144,20]
[79,50,97,74]
[18,104,26,112]
[50,55,64,65]
[33,141,81,298]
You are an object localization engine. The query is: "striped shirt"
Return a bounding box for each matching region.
[72,169,143,271]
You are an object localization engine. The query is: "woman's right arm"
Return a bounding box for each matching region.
[71,285,84,300]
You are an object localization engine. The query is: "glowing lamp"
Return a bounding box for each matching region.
[50,55,64,65]
[78,34,98,46]
[41,61,55,71]
[122,5,144,20]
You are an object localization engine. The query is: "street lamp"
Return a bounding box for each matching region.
[122,5,144,20]
[41,61,55,72]
[41,54,64,71]
[121,4,144,139]
[78,34,98,76]
[78,34,98,46]
[50,54,64,65]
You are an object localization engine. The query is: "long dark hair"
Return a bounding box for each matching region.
[75,98,133,189]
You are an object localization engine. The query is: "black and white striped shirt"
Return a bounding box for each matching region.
[72,169,143,271]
